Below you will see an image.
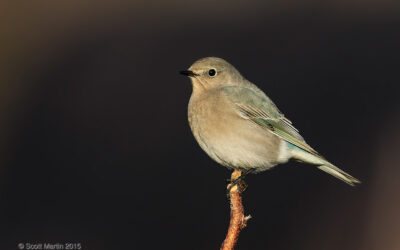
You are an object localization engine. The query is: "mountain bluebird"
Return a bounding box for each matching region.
[180,57,360,186]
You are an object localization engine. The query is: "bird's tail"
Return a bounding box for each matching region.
[290,147,361,186]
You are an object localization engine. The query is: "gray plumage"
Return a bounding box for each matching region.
[182,57,360,186]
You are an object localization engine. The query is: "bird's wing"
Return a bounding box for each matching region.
[222,86,320,156]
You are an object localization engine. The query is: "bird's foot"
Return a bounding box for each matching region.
[226,178,248,194]
[226,169,252,198]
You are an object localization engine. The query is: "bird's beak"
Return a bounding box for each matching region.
[180,70,198,77]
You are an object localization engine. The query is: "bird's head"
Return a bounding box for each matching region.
[180,57,244,92]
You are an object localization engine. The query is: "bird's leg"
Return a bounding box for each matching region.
[226,169,253,196]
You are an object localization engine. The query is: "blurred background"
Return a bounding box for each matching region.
[1,1,400,249]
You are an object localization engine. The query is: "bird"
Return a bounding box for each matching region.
[180,57,360,186]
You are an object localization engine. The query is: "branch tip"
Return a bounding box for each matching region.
[220,170,251,250]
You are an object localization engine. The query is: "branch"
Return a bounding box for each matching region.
[220,170,251,250]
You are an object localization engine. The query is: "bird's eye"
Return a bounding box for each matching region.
[208,69,217,77]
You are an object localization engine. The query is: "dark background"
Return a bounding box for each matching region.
[1,1,400,249]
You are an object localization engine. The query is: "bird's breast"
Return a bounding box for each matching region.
[188,91,289,170]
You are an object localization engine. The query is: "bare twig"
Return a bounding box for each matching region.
[221,170,251,250]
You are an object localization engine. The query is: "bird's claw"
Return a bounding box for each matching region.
[226,177,248,198]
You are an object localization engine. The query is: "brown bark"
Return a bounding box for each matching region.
[220,170,251,250]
